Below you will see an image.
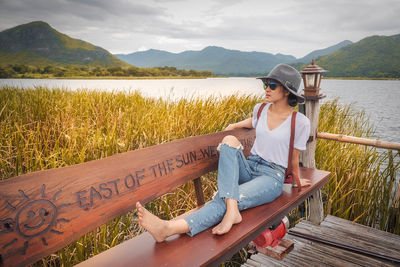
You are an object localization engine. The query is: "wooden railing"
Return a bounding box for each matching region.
[316,131,400,209]
[317,132,400,150]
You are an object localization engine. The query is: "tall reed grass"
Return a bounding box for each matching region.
[0,86,398,266]
[316,99,399,234]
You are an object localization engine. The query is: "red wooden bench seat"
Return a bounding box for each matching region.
[76,168,330,267]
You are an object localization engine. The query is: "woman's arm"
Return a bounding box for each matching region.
[292,149,311,187]
[225,118,253,131]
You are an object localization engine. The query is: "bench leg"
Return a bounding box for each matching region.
[193,177,205,206]
[309,190,324,224]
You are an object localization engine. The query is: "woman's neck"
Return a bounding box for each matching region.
[269,99,292,114]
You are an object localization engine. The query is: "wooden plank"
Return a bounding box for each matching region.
[289,217,400,262]
[288,242,358,267]
[250,254,283,266]
[248,232,398,267]
[286,234,398,267]
[293,219,400,258]
[0,128,255,267]
[290,225,398,260]
[76,168,330,267]
[255,239,293,260]
[242,261,261,267]
[322,215,400,246]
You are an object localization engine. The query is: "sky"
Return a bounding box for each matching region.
[0,0,400,58]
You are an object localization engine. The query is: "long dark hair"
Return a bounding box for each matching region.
[287,92,298,107]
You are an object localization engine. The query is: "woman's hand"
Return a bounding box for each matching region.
[299,178,311,187]
[224,118,253,131]
[224,123,236,131]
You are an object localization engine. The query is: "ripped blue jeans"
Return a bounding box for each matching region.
[184,143,285,236]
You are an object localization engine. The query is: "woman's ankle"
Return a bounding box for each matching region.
[166,218,190,236]
[225,198,239,211]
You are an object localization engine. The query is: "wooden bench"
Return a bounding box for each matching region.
[0,128,330,267]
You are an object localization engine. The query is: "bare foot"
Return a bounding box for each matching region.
[212,207,242,235]
[136,202,169,242]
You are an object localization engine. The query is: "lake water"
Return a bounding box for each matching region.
[1,78,399,143]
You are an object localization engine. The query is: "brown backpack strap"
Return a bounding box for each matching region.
[256,103,267,122]
[286,111,296,180]
[285,111,301,191]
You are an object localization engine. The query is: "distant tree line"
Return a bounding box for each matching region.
[0,64,214,78]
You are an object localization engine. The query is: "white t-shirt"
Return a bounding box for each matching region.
[250,103,310,168]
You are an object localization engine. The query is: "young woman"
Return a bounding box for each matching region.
[136,64,311,242]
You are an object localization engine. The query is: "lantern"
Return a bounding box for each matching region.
[301,59,327,97]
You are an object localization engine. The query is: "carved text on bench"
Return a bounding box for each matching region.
[76,145,219,210]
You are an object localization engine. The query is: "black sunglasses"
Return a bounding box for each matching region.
[263,81,280,90]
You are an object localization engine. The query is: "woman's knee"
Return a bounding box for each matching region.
[221,135,241,148]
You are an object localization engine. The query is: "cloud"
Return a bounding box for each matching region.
[0,0,399,57]
[1,0,164,20]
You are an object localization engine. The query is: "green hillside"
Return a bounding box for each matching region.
[297,40,353,64]
[316,34,400,78]
[0,21,128,67]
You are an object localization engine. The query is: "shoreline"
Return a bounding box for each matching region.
[1,76,399,80]
[322,77,400,81]
[0,75,213,80]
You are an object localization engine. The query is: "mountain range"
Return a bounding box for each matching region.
[115,41,353,76]
[0,21,127,67]
[1,21,399,78]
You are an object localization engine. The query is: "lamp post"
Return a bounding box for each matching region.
[301,59,327,99]
[300,59,327,225]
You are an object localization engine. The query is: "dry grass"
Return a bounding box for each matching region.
[0,87,398,266]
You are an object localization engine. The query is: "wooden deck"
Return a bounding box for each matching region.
[243,215,400,267]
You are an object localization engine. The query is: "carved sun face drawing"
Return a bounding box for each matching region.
[1,184,70,255]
